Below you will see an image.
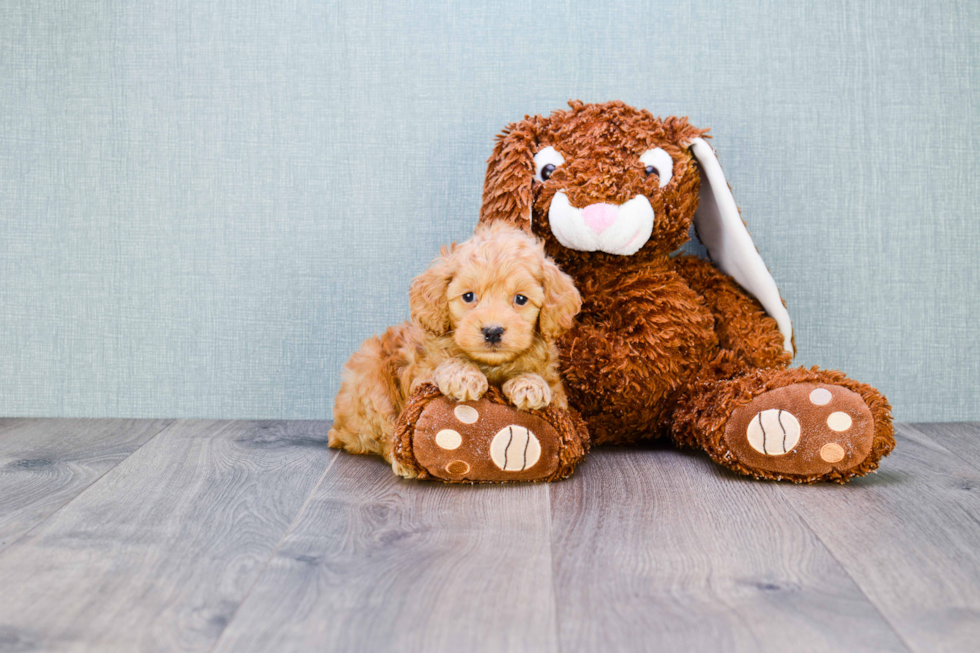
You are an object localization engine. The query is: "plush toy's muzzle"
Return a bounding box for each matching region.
[549,192,654,256]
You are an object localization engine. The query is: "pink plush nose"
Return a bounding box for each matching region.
[581,203,618,234]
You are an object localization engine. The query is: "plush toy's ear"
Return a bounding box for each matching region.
[479,119,539,231]
[409,245,457,336]
[688,138,794,355]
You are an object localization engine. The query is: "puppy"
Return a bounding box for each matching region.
[328,222,581,477]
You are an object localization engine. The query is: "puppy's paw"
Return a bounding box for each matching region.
[391,458,418,479]
[503,374,553,411]
[435,359,488,402]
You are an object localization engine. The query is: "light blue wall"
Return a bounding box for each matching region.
[1,0,977,422]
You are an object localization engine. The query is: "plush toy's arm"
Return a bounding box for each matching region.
[558,321,653,410]
[555,266,721,440]
[672,255,792,370]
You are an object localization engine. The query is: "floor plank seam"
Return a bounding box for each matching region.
[0,418,177,555]
[773,484,917,653]
[894,425,955,457]
[545,483,564,653]
[205,448,340,653]
[901,424,980,475]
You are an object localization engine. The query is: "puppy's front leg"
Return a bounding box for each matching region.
[434,358,489,402]
[502,373,553,411]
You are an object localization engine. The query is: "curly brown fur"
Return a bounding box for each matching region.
[476,100,894,481]
[557,258,719,443]
[391,384,590,484]
[672,255,793,371]
[328,223,581,477]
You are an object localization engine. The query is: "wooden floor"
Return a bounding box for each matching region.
[0,420,978,652]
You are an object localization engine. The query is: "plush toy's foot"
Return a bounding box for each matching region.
[725,382,879,479]
[675,367,895,483]
[391,383,590,483]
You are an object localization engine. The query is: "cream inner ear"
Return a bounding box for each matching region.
[688,137,794,355]
[640,148,673,188]
[533,146,565,182]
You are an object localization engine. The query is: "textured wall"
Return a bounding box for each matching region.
[0,0,977,421]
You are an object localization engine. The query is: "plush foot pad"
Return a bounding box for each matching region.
[392,384,589,483]
[724,383,875,478]
[415,398,561,481]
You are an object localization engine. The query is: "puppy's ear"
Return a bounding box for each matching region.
[479,117,540,231]
[538,258,581,340]
[409,245,456,336]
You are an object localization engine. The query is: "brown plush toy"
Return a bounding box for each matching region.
[397,100,894,483]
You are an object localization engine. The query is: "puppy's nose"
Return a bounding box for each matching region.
[482,325,505,344]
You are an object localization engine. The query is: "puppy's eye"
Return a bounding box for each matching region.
[640,147,673,189]
[514,294,528,306]
[533,146,565,182]
[461,292,476,303]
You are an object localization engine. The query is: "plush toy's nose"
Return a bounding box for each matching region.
[581,203,618,234]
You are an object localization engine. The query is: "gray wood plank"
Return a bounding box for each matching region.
[210,452,558,653]
[0,418,29,434]
[776,424,980,653]
[549,446,910,653]
[0,420,333,653]
[902,422,980,472]
[0,418,172,550]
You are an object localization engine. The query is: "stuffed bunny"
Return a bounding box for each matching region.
[472,99,895,482]
[394,100,893,483]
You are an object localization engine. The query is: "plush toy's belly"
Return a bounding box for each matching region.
[559,267,718,445]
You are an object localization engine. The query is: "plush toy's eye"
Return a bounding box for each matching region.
[462,292,476,303]
[514,294,528,306]
[533,146,565,182]
[640,148,673,189]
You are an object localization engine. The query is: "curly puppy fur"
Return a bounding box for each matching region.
[477,100,894,482]
[328,223,581,470]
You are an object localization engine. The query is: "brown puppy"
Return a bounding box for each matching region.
[328,222,581,477]
[473,100,895,483]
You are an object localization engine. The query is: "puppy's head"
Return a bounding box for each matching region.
[479,100,707,268]
[409,223,580,366]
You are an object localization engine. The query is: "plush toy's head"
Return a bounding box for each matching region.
[480,100,706,264]
[479,100,794,354]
